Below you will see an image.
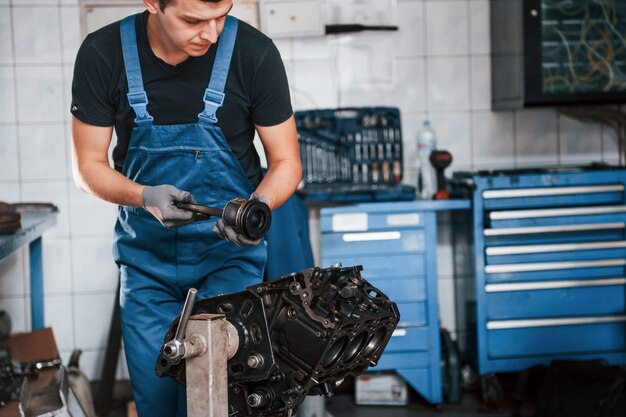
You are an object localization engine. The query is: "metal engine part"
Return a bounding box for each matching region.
[156,265,400,417]
[174,197,272,240]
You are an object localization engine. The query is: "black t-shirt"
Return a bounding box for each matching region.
[71,12,292,187]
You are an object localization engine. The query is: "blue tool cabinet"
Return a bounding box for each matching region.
[454,168,626,377]
[320,201,466,404]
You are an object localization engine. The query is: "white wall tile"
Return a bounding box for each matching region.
[472,111,515,168]
[429,111,472,171]
[400,111,427,188]
[0,296,28,332]
[15,66,65,123]
[426,0,468,56]
[21,181,70,237]
[396,0,425,57]
[293,59,338,110]
[74,292,115,350]
[63,65,73,121]
[469,0,490,54]
[0,67,16,123]
[293,36,330,60]
[436,224,454,278]
[60,5,81,64]
[273,38,292,61]
[44,295,74,350]
[0,8,13,64]
[18,124,68,181]
[470,56,491,111]
[0,182,20,201]
[427,57,470,111]
[602,125,620,165]
[383,57,426,112]
[79,349,107,381]
[43,237,72,295]
[515,109,558,166]
[11,0,59,5]
[335,33,396,90]
[0,250,25,296]
[71,237,117,293]
[0,125,19,181]
[559,114,603,164]
[339,86,386,108]
[68,185,117,236]
[438,278,456,334]
[12,7,62,64]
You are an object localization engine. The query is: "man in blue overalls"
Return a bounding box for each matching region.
[70,0,301,415]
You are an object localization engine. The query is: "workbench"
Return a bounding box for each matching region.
[0,211,58,330]
[320,199,470,404]
[453,167,626,403]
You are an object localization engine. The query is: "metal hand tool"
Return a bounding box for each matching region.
[175,197,272,240]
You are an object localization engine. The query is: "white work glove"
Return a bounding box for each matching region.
[212,193,269,247]
[142,185,195,228]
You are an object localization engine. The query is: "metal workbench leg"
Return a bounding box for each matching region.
[29,237,43,329]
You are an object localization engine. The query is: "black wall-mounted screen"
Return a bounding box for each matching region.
[540,0,626,95]
[491,0,626,109]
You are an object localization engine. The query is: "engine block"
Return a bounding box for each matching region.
[156,265,400,417]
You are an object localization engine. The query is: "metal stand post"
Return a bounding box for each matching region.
[184,314,239,417]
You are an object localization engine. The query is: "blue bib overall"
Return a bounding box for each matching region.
[113,15,266,417]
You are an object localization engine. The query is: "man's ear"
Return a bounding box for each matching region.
[144,0,159,14]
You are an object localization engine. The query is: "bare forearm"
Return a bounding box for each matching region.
[255,159,302,209]
[73,160,144,207]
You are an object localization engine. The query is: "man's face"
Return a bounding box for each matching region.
[150,0,234,57]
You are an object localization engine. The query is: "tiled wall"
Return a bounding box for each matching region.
[0,0,620,381]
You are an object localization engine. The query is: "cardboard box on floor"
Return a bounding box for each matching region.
[0,327,61,417]
[355,372,408,406]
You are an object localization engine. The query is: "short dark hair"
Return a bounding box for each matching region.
[158,0,223,12]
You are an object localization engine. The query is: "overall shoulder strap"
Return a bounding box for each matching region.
[198,15,239,125]
[120,14,153,126]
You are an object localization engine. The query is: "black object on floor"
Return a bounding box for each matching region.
[94,275,123,416]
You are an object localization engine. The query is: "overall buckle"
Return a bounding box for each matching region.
[198,89,225,124]
[127,91,154,124]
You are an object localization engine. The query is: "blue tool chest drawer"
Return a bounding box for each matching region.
[320,202,443,404]
[454,167,626,376]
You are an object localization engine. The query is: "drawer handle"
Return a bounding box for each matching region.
[487,315,626,330]
[342,231,401,242]
[485,277,626,292]
[483,185,624,199]
[490,205,626,220]
[484,222,625,236]
[486,241,626,256]
[485,259,626,274]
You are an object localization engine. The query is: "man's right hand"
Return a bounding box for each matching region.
[142,185,195,228]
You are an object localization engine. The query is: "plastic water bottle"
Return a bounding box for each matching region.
[417,120,437,199]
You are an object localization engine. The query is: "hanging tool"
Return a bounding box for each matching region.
[175,197,272,240]
[325,24,398,35]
